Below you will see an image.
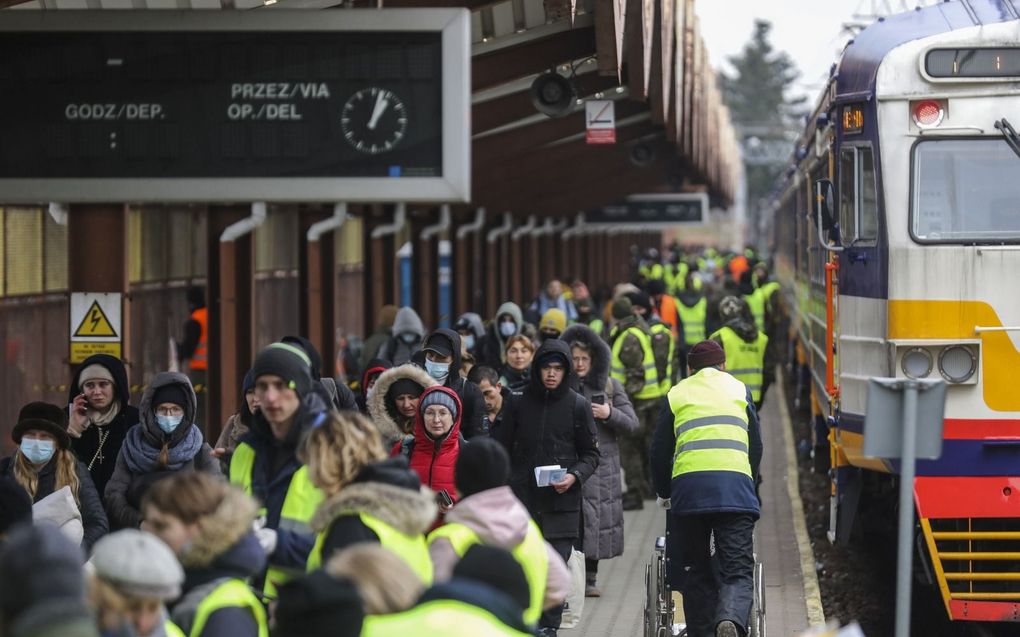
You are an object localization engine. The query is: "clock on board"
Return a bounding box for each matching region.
[341,87,408,155]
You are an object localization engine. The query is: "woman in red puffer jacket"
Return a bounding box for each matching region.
[393,385,462,517]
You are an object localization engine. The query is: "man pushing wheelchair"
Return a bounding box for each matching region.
[649,340,764,637]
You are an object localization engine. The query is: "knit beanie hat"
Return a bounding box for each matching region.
[274,571,365,637]
[250,343,314,397]
[0,523,84,621]
[535,349,569,370]
[539,309,567,334]
[12,402,70,449]
[388,377,425,400]
[78,363,115,388]
[626,291,652,316]
[611,296,634,320]
[90,529,184,601]
[0,477,32,537]
[687,340,726,370]
[151,384,189,412]
[419,388,460,422]
[453,545,530,612]
[455,437,510,498]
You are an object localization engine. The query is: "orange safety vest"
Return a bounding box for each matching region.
[190,307,208,371]
[656,295,681,341]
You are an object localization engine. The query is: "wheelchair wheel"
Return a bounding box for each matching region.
[748,560,766,637]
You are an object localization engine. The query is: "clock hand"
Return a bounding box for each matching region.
[367,91,390,131]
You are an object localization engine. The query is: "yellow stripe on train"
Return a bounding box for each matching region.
[888,300,1020,412]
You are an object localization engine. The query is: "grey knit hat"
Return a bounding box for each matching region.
[90,529,184,601]
[418,387,460,422]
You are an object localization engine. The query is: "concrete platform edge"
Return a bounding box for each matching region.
[776,368,827,628]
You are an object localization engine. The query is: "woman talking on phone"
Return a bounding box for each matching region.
[67,354,140,496]
[561,324,638,597]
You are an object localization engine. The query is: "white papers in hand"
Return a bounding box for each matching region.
[534,464,567,487]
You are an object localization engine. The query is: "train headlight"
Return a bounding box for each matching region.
[901,347,933,379]
[939,345,976,383]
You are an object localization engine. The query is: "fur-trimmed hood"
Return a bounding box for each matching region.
[179,485,258,569]
[311,462,437,535]
[561,323,611,392]
[367,364,437,441]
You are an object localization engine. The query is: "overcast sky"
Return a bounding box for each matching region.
[694,0,940,101]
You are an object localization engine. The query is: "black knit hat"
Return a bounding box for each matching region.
[274,571,365,637]
[251,343,314,397]
[626,291,652,316]
[152,384,189,412]
[453,545,530,612]
[0,524,85,622]
[455,437,510,498]
[11,402,70,449]
[0,477,32,537]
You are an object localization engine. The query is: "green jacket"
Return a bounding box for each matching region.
[610,316,653,398]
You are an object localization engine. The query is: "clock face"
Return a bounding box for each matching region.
[341,87,408,155]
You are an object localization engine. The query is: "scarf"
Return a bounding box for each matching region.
[122,423,204,473]
[87,399,121,427]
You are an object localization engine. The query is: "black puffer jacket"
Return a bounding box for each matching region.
[493,340,600,539]
[67,354,140,497]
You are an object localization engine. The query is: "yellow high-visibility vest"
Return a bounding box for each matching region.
[187,579,268,637]
[307,511,433,585]
[711,326,768,404]
[229,442,323,600]
[676,298,708,347]
[427,521,548,625]
[666,368,752,479]
[610,326,661,400]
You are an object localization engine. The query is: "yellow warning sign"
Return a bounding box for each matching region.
[73,301,118,337]
[70,342,122,363]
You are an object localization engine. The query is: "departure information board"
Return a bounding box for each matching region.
[588,194,707,225]
[0,10,471,203]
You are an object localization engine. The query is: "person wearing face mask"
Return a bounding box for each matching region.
[0,402,108,551]
[421,329,486,440]
[104,372,220,531]
[538,309,567,342]
[67,354,141,497]
[453,312,486,362]
[376,306,426,366]
[367,363,437,449]
[480,301,525,368]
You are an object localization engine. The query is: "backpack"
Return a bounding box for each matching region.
[648,322,674,388]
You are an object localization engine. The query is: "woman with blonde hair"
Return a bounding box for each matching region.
[499,334,535,395]
[325,543,423,615]
[141,472,267,637]
[106,372,220,530]
[0,402,107,550]
[301,410,436,584]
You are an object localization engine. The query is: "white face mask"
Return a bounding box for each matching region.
[425,360,450,381]
[500,321,516,338]
[463,335,476,351]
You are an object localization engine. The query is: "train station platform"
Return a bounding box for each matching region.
[570,379,822,637]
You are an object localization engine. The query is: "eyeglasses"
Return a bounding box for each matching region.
[156,406,184,417]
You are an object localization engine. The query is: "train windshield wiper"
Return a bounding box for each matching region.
[994,118,1020,160]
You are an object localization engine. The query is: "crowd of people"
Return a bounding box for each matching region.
[0,243,785,637]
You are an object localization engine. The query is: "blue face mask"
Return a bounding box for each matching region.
[500,321,516,338]
[425,360,450,380]
[463,335,476,351]
[21,439,55,465]
[156,414,184,434]
[400,333,418,345]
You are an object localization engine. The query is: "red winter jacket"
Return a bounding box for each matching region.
[399,385,462,503]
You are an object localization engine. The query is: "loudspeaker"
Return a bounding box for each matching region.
[530,72,576,118]
[629,142,657,167]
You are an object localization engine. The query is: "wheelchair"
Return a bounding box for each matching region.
[644,532,765,637]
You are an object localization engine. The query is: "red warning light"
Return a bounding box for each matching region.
[912,100,945,128]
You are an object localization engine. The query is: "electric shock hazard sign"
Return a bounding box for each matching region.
[70,292,122,363]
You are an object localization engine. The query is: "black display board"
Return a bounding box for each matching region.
[0,10,471,203]
[588,194,707,225]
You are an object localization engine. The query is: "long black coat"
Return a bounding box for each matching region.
[493,340,600,539]
[67,354,140,497]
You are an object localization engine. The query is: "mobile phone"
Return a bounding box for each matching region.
[437,490,454,507]
[591,393,606,405]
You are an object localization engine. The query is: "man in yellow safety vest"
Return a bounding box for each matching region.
[649,340,762,637]
[229,343,329,601]
[710,296,773,410]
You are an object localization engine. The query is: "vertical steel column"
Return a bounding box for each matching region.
[412,211,435,328]
[68,203,130,371]
[206,205,253,438]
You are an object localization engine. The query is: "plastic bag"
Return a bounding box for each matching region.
[560,548,586,628]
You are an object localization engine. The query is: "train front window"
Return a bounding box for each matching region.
[912,139,1020,242]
